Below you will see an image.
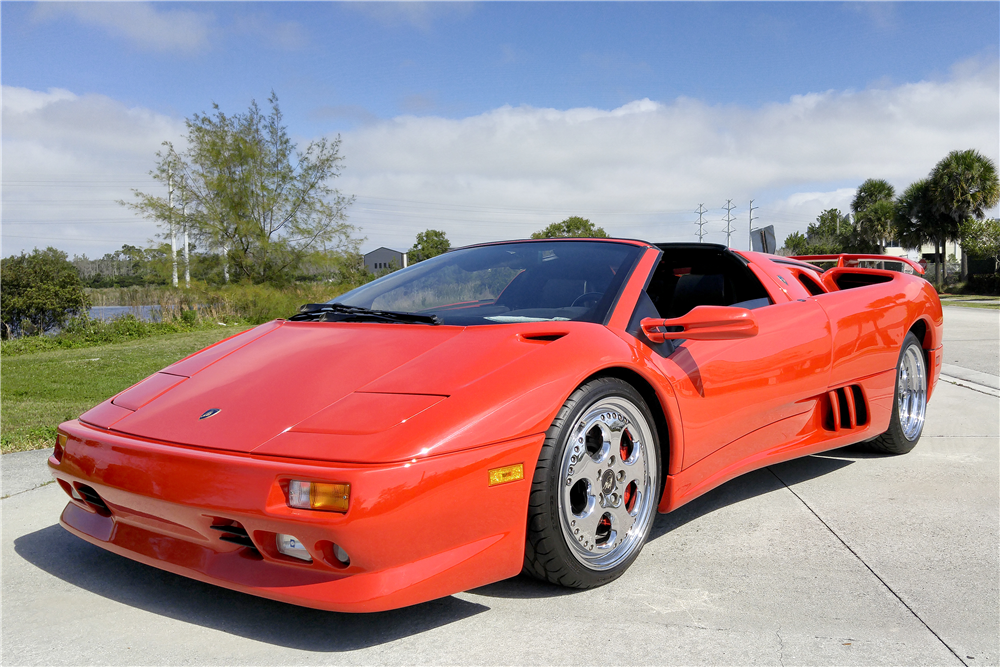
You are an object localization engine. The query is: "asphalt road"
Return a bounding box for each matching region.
[2,308,997,666]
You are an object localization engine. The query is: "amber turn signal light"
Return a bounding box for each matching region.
[288,480,350,512]
[53,432,68,462]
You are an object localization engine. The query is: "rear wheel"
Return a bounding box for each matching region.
[524,377,660,588]
[866,332,927,455]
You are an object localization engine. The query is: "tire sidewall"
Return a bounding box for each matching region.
[535,378,660,588]
[887,332,926,450]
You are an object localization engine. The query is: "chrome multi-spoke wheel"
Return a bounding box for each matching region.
[868,332,927,455]
[524,377,660,588]
[896,343,927,441]
[558,398,656,571]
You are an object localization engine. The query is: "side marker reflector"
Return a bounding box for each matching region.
[489,463,524,486]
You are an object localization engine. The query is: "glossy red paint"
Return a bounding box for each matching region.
[53,421,541,612]
[49,240,943,612]
[640,306,759,341]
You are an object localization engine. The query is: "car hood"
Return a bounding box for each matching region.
[90,319,567,460]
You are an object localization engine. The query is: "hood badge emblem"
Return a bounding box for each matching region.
[199,408,222,420]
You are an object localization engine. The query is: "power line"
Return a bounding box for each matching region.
[747,198,759,251]
[3,234,149,242]
[3,220,149,225]
[353,194,693,216]
[4,182,694,217]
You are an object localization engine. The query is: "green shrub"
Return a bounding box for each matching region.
[1,247,91,338]
[963,273,1000,296]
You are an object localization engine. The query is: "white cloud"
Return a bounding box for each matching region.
[338,59,999,251]
[34,2,213,54]
[2,86,185,256]
[3,60,998,258]
[1,87,77,115]
[844,2,899,32]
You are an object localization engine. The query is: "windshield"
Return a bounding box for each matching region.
[332,240,643,326]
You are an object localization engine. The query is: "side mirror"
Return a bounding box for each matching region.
[640,306,759,342]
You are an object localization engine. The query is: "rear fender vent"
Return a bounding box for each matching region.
[74,483,112,516]
[825,385,869,431]
[210,521,261,556]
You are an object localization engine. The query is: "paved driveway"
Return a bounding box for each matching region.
[2,308,997,666]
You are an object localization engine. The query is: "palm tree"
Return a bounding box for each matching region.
[852,178,896,252]
[855,199,896,253]
[852,178,895,215]
[930,149,1000,280]
[895,179,955,288]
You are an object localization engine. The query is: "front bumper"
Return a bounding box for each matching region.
[49,420,542,613]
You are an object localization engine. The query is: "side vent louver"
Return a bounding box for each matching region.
[826,385,868,432]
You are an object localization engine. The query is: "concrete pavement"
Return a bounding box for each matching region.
[2,308,997,666]
[941,306,999,377]
[1,449,55,500]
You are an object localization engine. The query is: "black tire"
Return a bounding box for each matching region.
[523,377,660,588]
[864,332,927,455]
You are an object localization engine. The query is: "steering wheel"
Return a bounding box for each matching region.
[571,292,604,308]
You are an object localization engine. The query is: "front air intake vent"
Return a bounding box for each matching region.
[521,333,567,343]
[75,484,111,516]
[210,522,259,553]
[825,385,869,431]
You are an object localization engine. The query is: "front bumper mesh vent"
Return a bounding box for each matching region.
[210,522,259,554]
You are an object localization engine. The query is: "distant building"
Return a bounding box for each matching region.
[364,247,408,273]
[885,240,963,263]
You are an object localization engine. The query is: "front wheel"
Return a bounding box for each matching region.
[866,332,927,455]
[524,377,660,588]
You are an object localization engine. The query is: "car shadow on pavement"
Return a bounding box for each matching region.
[13,449,864,637]
[468,572,580,600]
[472,450,858,601]
[13,525,488,651]
[647,451,856,541]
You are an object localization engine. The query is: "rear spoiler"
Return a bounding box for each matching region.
[791,254,924,276]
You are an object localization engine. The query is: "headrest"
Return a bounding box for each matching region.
[669,273,725,317]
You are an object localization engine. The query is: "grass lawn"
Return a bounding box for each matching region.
[939,295,1000,310]
[947,302,1000,310]
[938,292,1000,310]
[2,325,252,454]
[939,294,1000,301]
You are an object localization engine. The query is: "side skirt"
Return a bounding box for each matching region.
[658,368,896,513]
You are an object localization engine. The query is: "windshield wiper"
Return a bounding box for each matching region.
[289,303,442,325]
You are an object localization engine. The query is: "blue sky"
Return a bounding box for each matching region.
[3,2,999,257]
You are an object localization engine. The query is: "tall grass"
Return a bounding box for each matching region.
[85,281,361,325]
[3,281,363,356]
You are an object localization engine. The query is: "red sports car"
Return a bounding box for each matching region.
[49,239,943,612]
